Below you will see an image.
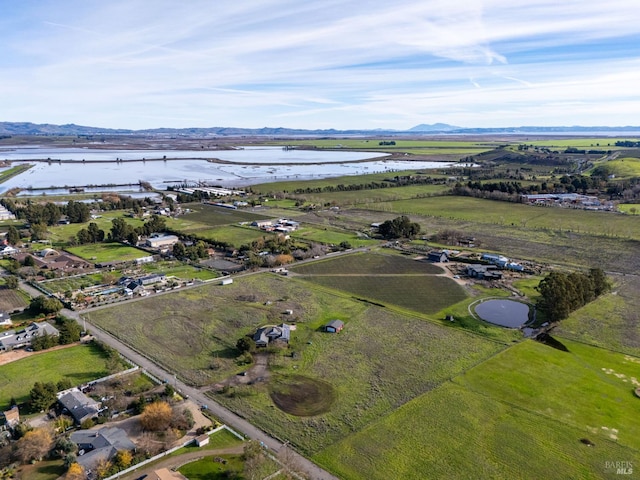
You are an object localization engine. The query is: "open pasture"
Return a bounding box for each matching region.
[211,302,503,454]
[182,224,275,246]
[315,339,640,479]
[598,157,640,178]
[556,275,640,357]
[364,196,640,240]
[315,381,638,480]
[291,184,450,206]
[66,242,150,263]
[455,339,640,451]
[0,343,110,410]
[291,226,378,248]
[84,273,502,454]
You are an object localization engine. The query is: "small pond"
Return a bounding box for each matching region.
[475,299,531,328]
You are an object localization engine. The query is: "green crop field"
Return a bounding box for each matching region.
[66,242,150,263]
[362,196,640,240]
[316,339,640,479]
[38,272,110,294]
[268,139,504,150]
[301,275,466,315]
[292,252,443,275]
[0,343,111,410]
[292,252,465,315]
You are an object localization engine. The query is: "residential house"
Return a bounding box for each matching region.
[253,324,291,347]
[57,388,101,425]
[466,264,503,280]
[323,320,344,333]
[71,427,135,471]
[1,406,20,431]
[0,322,59,351]
[0,311,11,327]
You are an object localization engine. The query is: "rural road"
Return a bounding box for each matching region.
[60,305,339,480]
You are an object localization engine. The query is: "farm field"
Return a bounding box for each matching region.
[83,273,504,454]
[0,343,111,410]
[0,286,29,311]
[187,225,275,246]
[292,253,465,315]
[66,242,150,263]
[315,381,637,480]
[38,272,109,294]
[315,339,640,479]
[289,184,450,206]
[555,275,640,357]
[142,262,219,281]
[178,203,275,226]
[268,139,503,150]
[361,196,640,240]
[292,252,443,275]
[291,225,378,248]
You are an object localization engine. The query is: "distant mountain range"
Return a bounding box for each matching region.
[1,121,639,136]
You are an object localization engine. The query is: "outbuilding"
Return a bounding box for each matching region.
[324,319,344,333]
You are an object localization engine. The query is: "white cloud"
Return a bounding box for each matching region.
[1,0,639,128]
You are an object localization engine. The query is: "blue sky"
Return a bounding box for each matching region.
[2,0,640,130]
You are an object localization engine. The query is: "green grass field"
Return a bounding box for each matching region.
[291,226,378,248]
[66,242,150,263]
[362,196,640,240]
[315,339,640,479]
[555,275,640,357]
[0,343,111,410]
[599,157,640,178]
[289,184,450,207]
[186,225,275,246]
[84,273,504,454]
[142,262,219,281]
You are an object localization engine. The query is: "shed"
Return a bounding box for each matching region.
[324,319,344,333]
[220,277,233,285]
[195,434,210,447]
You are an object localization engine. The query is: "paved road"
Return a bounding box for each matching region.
[61,306,340,480]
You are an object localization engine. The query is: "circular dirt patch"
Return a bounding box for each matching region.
[269,374,335,416]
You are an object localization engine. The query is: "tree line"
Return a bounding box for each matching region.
[536,268,610,321]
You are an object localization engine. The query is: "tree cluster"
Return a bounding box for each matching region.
[29,295,63,315]
[378,215,421,239]
[536,268,610,321]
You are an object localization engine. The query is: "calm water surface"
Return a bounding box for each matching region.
[0,146,461,192]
